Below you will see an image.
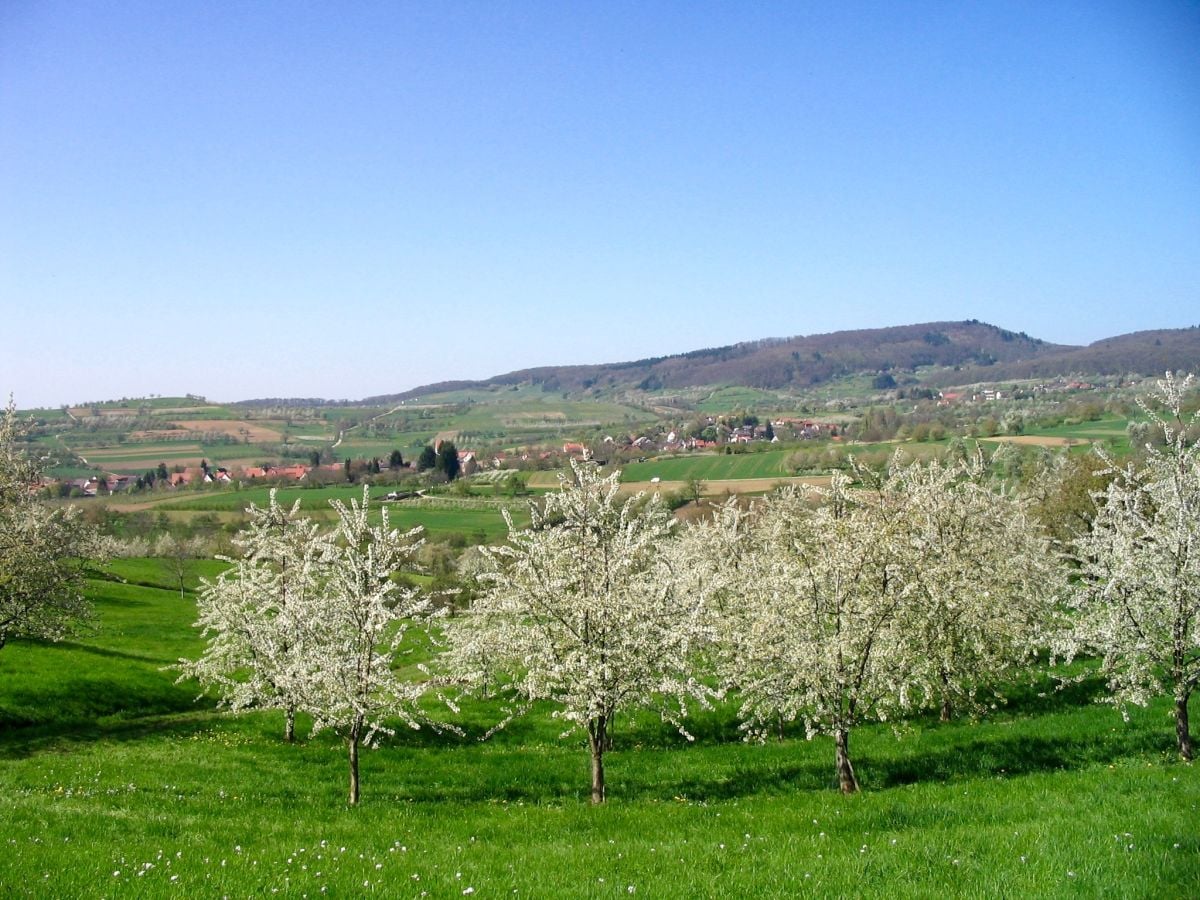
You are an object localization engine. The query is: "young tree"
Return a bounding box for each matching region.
[706,455,1064,790]
[299,487,453,805]
[181,488,451,803]
[711,471,920,793]
[180,491,327,742]
[154,533,206,599]
[895,452,1062,721]
[442,460,715,803]
[1066,373,1200,760]
[0,399,105,652]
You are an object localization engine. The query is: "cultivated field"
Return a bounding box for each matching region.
[160,420,284,442]
[0,565,1195,897]
[153,485,528,541]
[981,435,1077,447]
[620,449,796,484]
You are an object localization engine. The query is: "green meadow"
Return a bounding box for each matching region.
[156,485,528,541]
[694,386,786,414]
[620,449,796,484]
[0,562,1195,897]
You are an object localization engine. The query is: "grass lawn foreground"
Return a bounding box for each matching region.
[0,562,1196,897]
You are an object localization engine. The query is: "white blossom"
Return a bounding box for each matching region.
[297,487,456,804]
[178,490,326,742]
[1064,372,1200,760]
[697,453,1060,792]
[180,486,452,803]
[442,460,716,803]
[0,397,104,651]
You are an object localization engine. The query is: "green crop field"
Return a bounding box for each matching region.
[620,449,797,483]
[382,386,655,434]
[0,570,1195,897]
[1036,416,1133,453]
[695,386,785,414]
[155,485,528,541]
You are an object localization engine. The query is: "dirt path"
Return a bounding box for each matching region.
[980,435,1080,447]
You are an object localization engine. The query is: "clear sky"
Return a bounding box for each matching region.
[2,1,1197,408]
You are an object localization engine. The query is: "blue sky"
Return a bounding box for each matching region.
[2,1,1197,408]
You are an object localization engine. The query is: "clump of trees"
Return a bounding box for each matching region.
[416,441,461,480]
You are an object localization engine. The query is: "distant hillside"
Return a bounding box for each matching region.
[225,321,1200,408]
[367,321,1072,402]
[928,327,1200,386]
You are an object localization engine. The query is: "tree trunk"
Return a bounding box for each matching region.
[835,727,860,794]
[348,716,362,806]
[1177,693,1193,762]
[939,669,953,723]
[587,718,607,804]
[284,707,296,743]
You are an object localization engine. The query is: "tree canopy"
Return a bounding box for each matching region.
[0,399,104,652]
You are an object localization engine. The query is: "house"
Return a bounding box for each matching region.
[169,468,206,487]
[458,451,478,476]
[69,478,98,497]
[270,464,309,481]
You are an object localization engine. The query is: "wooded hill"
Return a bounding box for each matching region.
[357,321,1200,403]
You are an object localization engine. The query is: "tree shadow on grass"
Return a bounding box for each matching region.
[979,671,1109,719]
[0,674,215,758]
[26,638,174,666]
[0,708,220,760]
[604,726,1176,804]
[868,727,1176,790]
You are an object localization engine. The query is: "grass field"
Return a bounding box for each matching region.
[0,569,1195,896]
[620,450,797,484]
[71,441,274,472]
[148,485,528,541]
[694,386,785,414]
[1036,416,1133,455]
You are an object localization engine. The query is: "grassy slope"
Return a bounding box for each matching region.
[620,450,796,483]
[0,574,1196,897]
[154,485,528,540]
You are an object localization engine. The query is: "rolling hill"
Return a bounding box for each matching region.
[360,321,1200,403]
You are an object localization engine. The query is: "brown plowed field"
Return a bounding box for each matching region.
[981,435,1078,447]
